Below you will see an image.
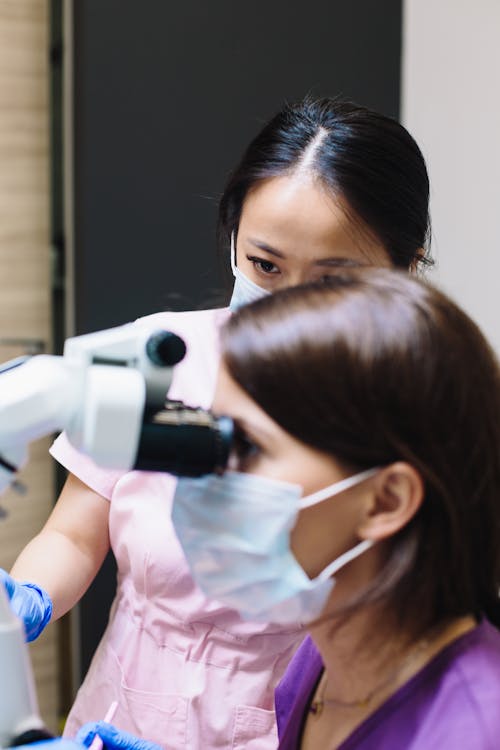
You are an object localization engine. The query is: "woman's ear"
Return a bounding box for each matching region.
[409,249,425,274]
[357,462,424,541]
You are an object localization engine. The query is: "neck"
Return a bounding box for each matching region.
[309,610,477,709]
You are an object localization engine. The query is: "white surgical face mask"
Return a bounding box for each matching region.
[229,232,270,311]
[172,467,378,625]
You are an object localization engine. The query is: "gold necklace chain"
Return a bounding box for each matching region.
[309,638,429,715]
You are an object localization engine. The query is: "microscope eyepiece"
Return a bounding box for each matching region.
[137,332,234,476]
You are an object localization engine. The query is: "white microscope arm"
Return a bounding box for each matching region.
[0,322,183,495]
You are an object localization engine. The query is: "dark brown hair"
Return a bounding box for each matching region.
[218,97,432,271]
[221,269,500,634]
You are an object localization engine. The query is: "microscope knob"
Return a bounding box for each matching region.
[146,331,187,367]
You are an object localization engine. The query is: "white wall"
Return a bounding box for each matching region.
[402,0,500,353]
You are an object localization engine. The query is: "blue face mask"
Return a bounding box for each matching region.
[229,232,270,311]
[171,468,378,625]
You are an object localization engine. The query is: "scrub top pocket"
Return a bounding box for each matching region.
[64,639,190,750]
[232,705,278,750]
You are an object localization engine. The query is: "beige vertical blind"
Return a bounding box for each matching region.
[0,0,59,733]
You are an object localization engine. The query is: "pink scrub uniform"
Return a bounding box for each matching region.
[52,308,303,750]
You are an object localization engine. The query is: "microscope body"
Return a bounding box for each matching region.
[0,321,233,747]
[0,322,232,494]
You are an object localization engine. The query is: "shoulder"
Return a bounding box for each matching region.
[136,308,231,407]
[368,620,500,750]
[433,620,500,706]
[50,432,124,500]
[441,620,500,746]
[135,308,230,340]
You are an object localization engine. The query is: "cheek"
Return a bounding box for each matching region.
[290,504,328,577]
[249,449,317,485]
[251,446,341,492]
[290,500,362,579]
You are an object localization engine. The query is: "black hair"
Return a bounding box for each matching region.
[218,97,432,270]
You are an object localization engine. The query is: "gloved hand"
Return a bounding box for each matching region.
[76,723,163,750]
[0,568,53,642]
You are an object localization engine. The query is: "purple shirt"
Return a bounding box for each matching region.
[275,619,500,749]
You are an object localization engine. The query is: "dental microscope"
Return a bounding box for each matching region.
[0,322,233,747]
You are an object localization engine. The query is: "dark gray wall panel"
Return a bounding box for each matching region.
[72,0,402,333]
[71,0,402,679]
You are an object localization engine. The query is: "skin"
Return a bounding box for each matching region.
[213,362,476,749]
[235,174,392,290]
[10,473,110,620]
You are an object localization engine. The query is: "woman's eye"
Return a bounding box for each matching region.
[232,431,260,467]
[247,256,280,275]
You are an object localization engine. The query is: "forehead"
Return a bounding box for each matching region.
[239,174,390,266]
[213,362,281,433]
[213,362,259,417]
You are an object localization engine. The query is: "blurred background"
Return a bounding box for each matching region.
[0,0,498,734]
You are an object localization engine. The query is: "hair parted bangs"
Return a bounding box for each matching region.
[218,97,432,275]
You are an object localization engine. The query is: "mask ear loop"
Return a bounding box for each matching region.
[317,538,374,582]
[230,231,237,276]
[300,468,380,509]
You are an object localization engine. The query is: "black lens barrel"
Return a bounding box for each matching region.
[134,407,233,476]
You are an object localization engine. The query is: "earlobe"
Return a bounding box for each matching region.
[358,463,424,542]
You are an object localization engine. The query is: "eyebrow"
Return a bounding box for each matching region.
[248,239,285,259]
[248,238,365,268]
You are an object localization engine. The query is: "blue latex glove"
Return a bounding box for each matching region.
[0,568,52,642]
[76,723,163,750]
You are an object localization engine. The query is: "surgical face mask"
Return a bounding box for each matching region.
[172,467,378,625]
[229,232,270,311]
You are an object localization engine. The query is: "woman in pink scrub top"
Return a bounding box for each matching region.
[2,98,431,749]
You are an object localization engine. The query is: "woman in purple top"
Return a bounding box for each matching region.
[274,622,500,749]
[169,268,500,750]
